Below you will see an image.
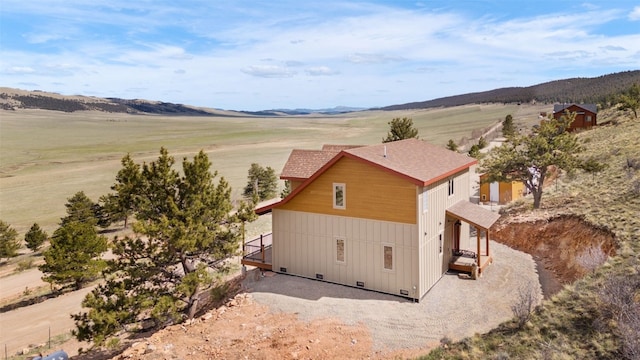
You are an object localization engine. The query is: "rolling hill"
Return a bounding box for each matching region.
[1,70,638,115]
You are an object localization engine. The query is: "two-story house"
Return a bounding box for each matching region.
[248,139,500,301]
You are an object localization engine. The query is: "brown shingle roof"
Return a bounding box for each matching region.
[446,200,500,230]
[343,138,477,185]
[257,139,477,214]
[280,149,338,180]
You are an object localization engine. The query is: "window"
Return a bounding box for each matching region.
[333,183,345,209]
[422,189,428,212]
[448,178,454,196]
[586,115,592,122]
[383,244,394,271]
[336,238,345,263]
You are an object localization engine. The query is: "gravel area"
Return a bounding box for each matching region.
[242,241,542,351]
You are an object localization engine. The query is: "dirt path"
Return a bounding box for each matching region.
[0,286,94,356]
[0,268,47,301]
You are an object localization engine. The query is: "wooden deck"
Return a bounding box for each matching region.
[241,233,272,271]
[448,249,492,276]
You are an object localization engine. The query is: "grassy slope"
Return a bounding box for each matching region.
[0,104,518,236]
[422,110,640,359]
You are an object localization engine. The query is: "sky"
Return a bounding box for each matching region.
[1,1,639,111]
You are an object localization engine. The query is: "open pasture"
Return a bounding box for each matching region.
[0,104,519,235]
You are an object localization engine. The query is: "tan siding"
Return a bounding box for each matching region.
[272,209,419,298]
[416,169,471,299]
[279,157,416,224]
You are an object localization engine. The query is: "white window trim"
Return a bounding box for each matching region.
[382,243,395,272]
[333,183,346,209]
[335,237,346,265]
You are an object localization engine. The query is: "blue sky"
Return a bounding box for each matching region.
[1,1,639,111]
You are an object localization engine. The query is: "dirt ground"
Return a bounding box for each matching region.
[101,241,540,360]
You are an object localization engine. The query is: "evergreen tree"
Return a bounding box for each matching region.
[618,83,639,118]
[243,163,278,201]
[481,112,583,209]
[0,220,20,260]
[468,144,481,159]
[446,139,458,152]
[382,117,419,143]
[280,180,292,198]
[61,191,99,227]
[502,114,516,138]
[478,136,488,149]
[74,149,249,345]
[25,223,48,252]
[99,153,142,228]
[40,221,107,290]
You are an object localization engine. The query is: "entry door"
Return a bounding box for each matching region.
[490,182,499,203]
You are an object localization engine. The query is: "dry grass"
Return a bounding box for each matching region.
[0,105,519,236]
[423,109,640,359]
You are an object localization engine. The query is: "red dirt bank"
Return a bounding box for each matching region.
[492,214,617,288]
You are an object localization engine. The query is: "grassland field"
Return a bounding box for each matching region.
[0,104,539,237]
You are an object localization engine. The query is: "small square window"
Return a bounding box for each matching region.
[333,183,345,209]
[383,245,394,271]
[336,238,345,263]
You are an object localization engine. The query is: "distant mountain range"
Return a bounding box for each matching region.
[1,70,638,115]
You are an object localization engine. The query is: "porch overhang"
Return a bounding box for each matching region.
[445,201,501,276]
[446,200,500,231]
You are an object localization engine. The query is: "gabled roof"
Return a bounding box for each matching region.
[280,149,338,181]
[257,139,477,214]
[553,103,598,114]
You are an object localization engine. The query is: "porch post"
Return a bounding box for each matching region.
[486,229,490,257]
[260,234,264,263]
[476,227,481,269]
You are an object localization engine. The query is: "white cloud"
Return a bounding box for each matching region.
[346,53,406,64]
[241,65,296,78]
[6,66,36,74]
[630,6,640,20]
[305,66,339,76]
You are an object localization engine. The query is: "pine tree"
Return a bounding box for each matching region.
[481,112,583,209]
[25,223,48,253]
[61,191,99,227]
[446,139,458,152]
[0,220,20,260]
[74,149,249,345]
[382,117,419,143]
[40,221,107,290]
[99,153,142,228]
[243,163,278,201]
[502,114,516,138]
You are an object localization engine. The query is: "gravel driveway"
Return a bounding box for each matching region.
[242,241,542,351]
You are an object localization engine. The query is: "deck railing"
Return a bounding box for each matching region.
[242,233,272,264]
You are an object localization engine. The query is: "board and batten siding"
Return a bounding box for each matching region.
[272,209,420,299]
[278,157,417,224]
[417,169,471,299]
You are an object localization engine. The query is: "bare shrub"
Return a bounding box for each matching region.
[575,246,608,272]
[597,262,640,359]
[511,283,538,329]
